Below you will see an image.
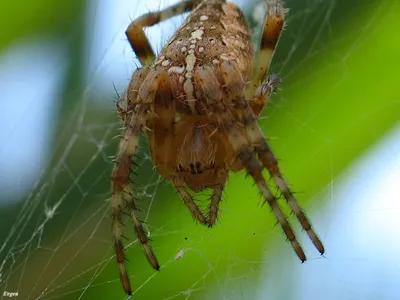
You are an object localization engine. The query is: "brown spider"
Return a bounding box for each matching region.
[111,0,324,295]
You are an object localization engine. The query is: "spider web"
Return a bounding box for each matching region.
[0,0,399,299]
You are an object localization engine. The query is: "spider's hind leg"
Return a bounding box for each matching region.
[125,0,199,66]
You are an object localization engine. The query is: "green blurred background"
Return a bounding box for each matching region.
[0,0,399,299]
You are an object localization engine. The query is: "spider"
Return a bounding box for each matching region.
[111,0,324,295]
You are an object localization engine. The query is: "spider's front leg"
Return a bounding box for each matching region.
[240,103,325,256]
[112,103,153,296]
[195,64,306,260]
[112,66,177,295]
[195,62,324,261]
[247,0,286,116]
[229,56,325,258]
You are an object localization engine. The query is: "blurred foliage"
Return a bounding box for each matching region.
[0,0,399,299]
[0,0,83,50]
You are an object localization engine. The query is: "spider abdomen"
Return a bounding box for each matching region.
[155,1,253,115]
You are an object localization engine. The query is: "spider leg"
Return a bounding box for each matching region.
[125,0,199,66]
[246,0,285,113]
[220,59,324,257]
[229,66,325,256]
[238,148,306,261]
[112,104,150,295]
[208,185,224,227]
[246,123,325,255]
[194,65,306,261]
[173,182,207,224]
[113,67,178,295]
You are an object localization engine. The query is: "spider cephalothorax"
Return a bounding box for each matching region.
[111,0,324,295]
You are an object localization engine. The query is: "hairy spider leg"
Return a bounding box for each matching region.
[113,66,181,294]
[112,103,151,296]
[125,0,199,66]
[247,0,286,115]
[195,64,308,261]
[244,120,325,256]
[227,59,325,259]
[112,67,152,295]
